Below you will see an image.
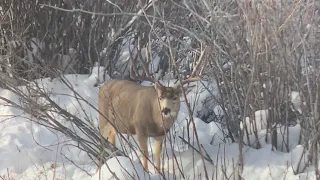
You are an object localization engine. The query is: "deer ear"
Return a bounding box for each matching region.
[155,82,164,94]
[155,82,162,89]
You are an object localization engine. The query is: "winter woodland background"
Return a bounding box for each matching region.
[0,0,320,179]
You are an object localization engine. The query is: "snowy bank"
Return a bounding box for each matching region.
[0,71,316,180]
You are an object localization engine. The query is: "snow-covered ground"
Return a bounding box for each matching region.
[0,69,316,180]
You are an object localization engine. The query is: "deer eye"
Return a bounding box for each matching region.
[172,97,178,100]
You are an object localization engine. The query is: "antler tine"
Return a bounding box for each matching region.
[129,41,165,87]
[130,66,156,82]
[142,44,166,88]
[181,45,208,85]
[128,43,154,83]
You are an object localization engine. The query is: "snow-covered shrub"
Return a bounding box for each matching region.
[191,80,223,123]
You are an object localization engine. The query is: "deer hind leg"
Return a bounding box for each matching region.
[101,124,116,146]
[137,134,149,171]
[97,124,116,173]
[154,136,164,172]
[107,126,116,146]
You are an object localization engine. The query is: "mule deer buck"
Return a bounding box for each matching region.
[98,47,206,172]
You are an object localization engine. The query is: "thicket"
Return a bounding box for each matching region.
[1,0,319,178]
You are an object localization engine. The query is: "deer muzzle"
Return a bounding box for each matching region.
[162,108,171,115]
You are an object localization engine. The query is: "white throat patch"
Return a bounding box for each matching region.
[162,111,177,119]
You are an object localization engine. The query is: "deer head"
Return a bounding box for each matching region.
[129,43,207,120]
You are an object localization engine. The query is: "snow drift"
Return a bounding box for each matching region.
[0,69,316,180]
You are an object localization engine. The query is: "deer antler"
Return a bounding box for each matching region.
[179,45,208,86]
[129,41,165,88]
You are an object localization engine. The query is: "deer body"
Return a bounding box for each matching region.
[98,79,182,171]
[98,43,206,173]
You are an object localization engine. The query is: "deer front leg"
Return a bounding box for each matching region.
[154,136,164,172]
[137,134,149,171]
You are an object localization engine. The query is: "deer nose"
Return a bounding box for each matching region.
[162,108,171,115]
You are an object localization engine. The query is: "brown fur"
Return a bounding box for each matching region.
[98,79,193,172]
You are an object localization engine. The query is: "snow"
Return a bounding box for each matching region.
[0,69,317,179]
[291,91,301,113]
[92,157,161,180]
[115,43,162,79]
